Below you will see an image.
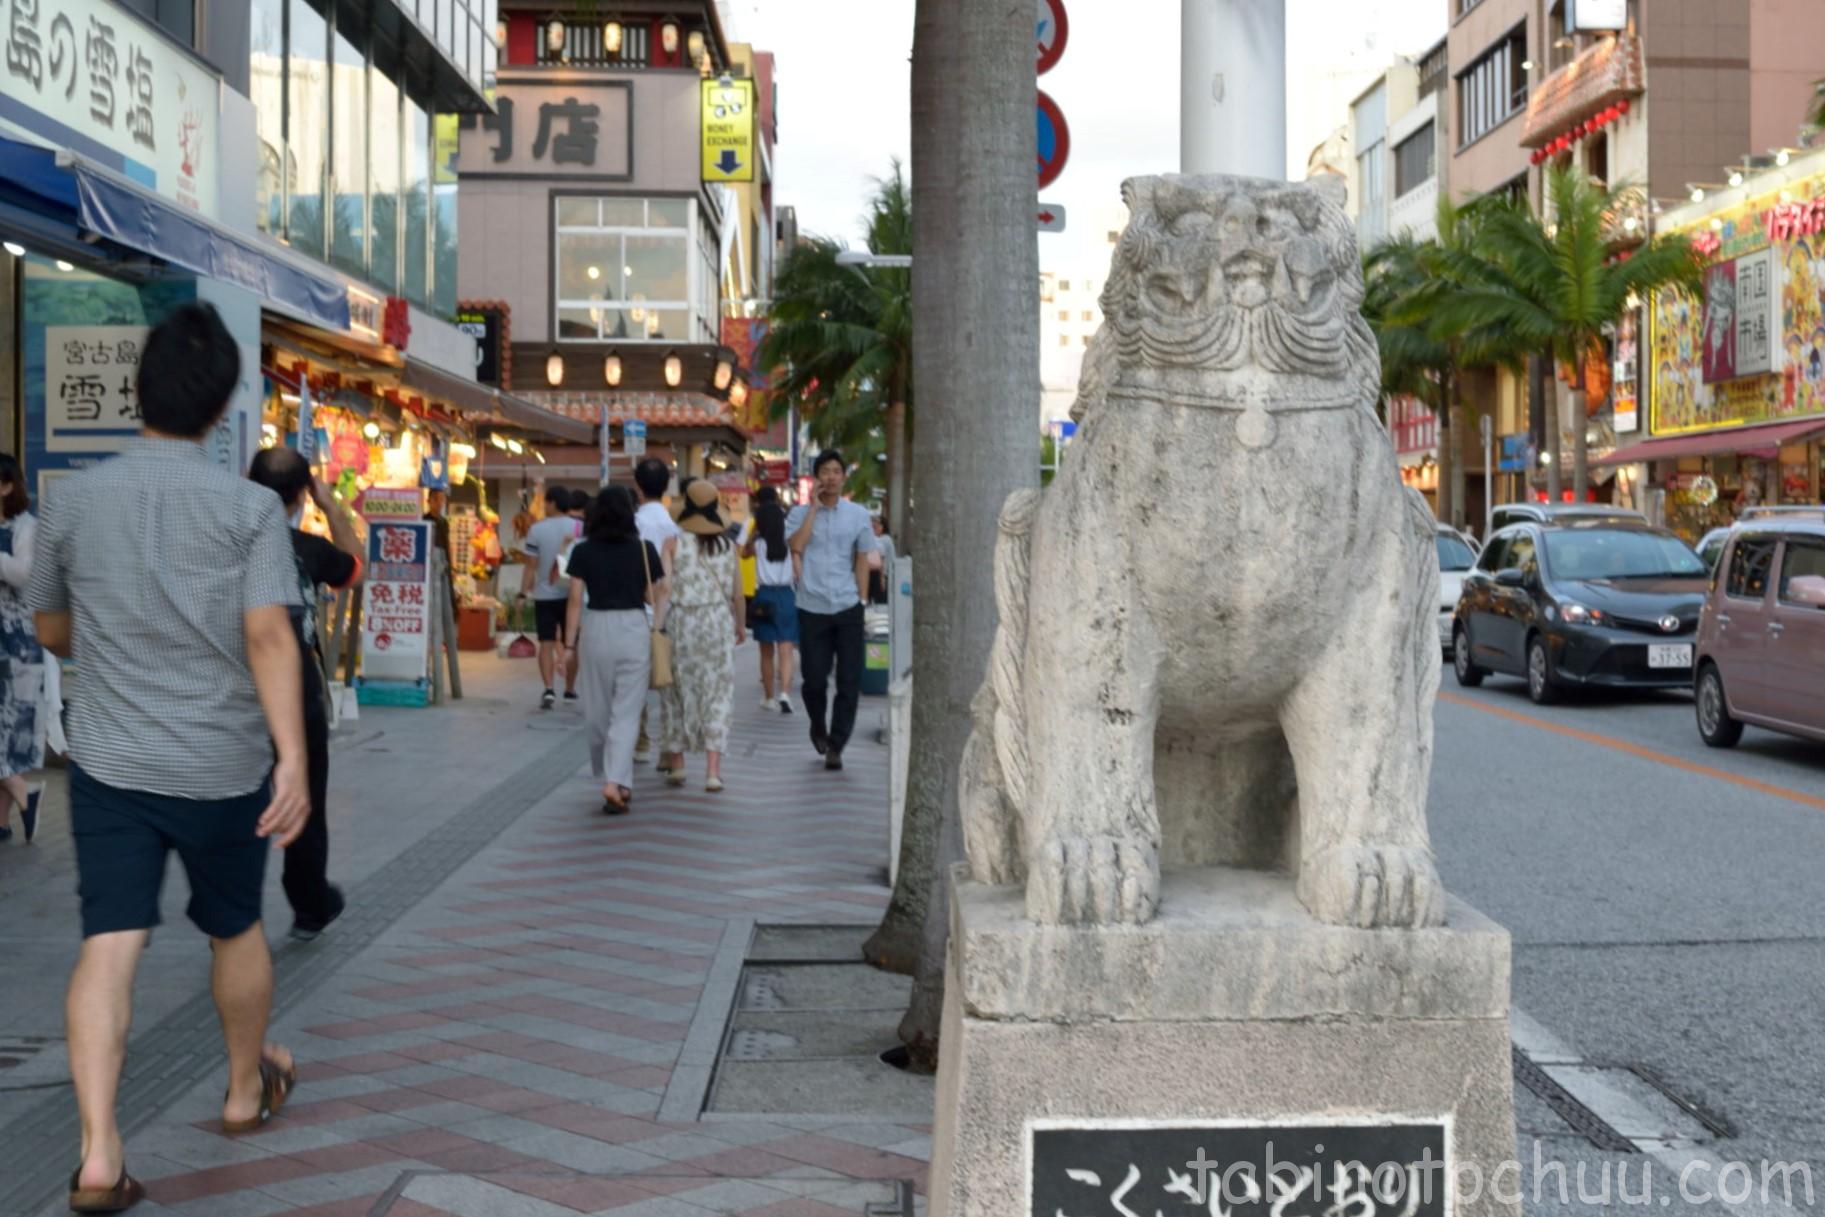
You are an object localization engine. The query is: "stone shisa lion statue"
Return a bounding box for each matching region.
[960,172,1445,930]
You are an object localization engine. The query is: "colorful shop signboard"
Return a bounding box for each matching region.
[358,490,432,705]
[1651,166,1825,435]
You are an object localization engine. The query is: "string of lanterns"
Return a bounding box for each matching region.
[1529,98,1631,165]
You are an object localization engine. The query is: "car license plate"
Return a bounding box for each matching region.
[1648,644,1692,669]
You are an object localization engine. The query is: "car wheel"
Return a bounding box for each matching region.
[1453,627,1485,687]
[1695,664,1744,748]
[1526,636,1560,705]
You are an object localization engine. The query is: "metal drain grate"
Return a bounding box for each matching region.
[1511,1044,1637,1153]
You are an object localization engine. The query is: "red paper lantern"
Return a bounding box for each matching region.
[1618,98,1631,114]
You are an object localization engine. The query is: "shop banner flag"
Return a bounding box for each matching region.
[297,379,316,462]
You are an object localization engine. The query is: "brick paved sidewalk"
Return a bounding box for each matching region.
[9,654,927,1217]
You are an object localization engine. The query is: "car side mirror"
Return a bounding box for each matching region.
[1787,574,1825,608]
[1494,568,1527,589]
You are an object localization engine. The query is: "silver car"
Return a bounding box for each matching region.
[1436,525,1478,653]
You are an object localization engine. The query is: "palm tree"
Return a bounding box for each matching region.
[757,165,911,530]
[1363,196,1524,527]
[873,0,1037,1071]
[1450,167,1707,501]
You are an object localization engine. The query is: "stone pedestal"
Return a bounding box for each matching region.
[929,866,1520,1217]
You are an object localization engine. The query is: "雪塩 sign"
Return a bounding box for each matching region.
[702,78,756,183]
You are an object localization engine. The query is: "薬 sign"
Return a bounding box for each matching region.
[1030,1120,1449,1217]
[360,519,432,684]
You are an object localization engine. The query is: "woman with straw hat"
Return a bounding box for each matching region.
[657,478,746,791]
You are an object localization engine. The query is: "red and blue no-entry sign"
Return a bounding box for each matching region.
[1037,0,1068,75]
[1037,89,1070,189]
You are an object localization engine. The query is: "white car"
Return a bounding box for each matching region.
[1436,526,1478,654]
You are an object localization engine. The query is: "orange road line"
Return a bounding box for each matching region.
[1437,690,1825,814]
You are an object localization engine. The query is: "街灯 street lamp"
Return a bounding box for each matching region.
[546,352,564,386]
[603,353,623,386]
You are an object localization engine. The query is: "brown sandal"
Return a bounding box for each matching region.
[221,1055,296,1134]
[69,1167,145,1213]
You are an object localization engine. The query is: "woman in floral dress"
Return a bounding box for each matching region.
[659,479,745,791]
[0,455,47,843]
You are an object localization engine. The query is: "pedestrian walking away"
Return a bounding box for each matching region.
[632,458,680,765]
[868,513,897,605]
[743,486,800,714]
[520,485,582,710]
[788,449,878,771]
[562,486,667,815]
[26,302,310,1214]
[0,453,56,844]
[658,480,745,792]
[247,447,365,942]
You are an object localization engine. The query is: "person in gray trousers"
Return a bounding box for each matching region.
[561,487,668,815]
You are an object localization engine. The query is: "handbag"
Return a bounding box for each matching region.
[645,542,674,689]
[747,593,775,627]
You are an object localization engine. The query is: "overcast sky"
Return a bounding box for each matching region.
[727,0,1445,276]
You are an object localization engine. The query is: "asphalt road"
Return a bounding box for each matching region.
[1431,669,1825,1214]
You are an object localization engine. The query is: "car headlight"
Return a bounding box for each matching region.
[1559,601,1604,625]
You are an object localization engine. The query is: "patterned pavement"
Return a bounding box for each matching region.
[16,654,929,1217]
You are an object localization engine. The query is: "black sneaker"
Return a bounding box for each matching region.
[20,787,39,843]
[810,724,829,756]
[563,690,579,703]
[290,886,347,943]
[540,689,556,710]
[825,749,844,772]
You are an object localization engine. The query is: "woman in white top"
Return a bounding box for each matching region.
[741,488,800,714]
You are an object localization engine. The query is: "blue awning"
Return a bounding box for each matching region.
[0,136,348,332]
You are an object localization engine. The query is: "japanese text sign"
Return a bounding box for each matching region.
[456,79,631,179]
[1030,1121,1449,1217]
[361,487,424,521]
[1,0,219,216]
[701,78,755,183]
[361,520,431,683]
[45,325,143,453]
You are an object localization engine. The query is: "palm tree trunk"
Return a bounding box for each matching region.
[1435,373,1455,525]
[1449,403,1469,530]
[1570,354,1589,503]
[875,0,1037,1071]
[885,400,909,550]
[1544,359,1563,502]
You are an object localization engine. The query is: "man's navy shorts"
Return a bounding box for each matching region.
[69,763,272,940]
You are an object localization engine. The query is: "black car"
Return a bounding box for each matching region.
[1451,520,1709,704]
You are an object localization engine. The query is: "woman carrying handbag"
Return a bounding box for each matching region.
[562,487,668,815]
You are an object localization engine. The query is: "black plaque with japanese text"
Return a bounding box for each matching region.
[1031,1122,1449,1217]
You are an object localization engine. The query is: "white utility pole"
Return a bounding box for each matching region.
[1181,0,1288,178]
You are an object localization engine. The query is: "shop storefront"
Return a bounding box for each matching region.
[1613,149,1825,538]
[0,0,349,497]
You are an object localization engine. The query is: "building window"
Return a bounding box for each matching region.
[1456,30,1527,147]
[252,0,286,237]
[1059,335,1070,347]
[284,0,330,260]
[368,64,402,294]
[1458,0,1486,14]
[433,114,460,318]
[330,17,368,278]
[1059,280,1070,292]
[1394,122,1436,197]
[1082,310,1093,321]
[555,197,695,342]
[1357,140,1386,234]
[1057,310,1070,321]
[405,101,432,308]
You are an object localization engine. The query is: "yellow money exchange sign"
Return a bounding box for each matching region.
[701,78,755,184]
